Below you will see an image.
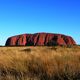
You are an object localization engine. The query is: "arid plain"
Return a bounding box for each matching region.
[0,46,80,80]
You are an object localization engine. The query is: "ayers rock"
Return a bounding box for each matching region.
[5,33,76,46]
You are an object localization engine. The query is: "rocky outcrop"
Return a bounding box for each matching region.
[5,33,76,46]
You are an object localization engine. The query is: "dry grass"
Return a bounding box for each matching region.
[0,46,80,80]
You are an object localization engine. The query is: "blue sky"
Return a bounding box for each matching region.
[0,0,80,45]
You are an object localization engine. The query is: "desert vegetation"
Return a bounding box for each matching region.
[0,46,80,80]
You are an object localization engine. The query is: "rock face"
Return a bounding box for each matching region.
[5,33,76,46]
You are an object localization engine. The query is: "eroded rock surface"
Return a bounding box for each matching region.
[5,33,76,46]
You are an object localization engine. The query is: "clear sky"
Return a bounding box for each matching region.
[0,0,80,45]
